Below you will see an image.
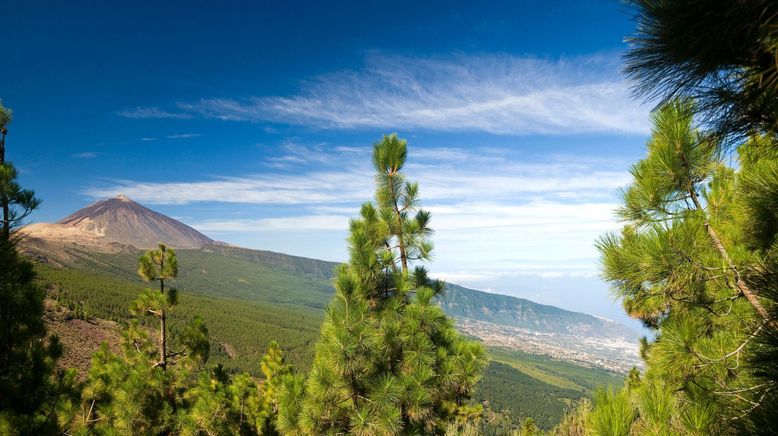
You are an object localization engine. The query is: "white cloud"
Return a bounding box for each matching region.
[264,140,340,167]
[166,133,202,139]
[432,264,601,282]
[71,151,99,159]
[191,214,348,232]
[429,201,617,237]
[85,145,630,206]
[121,53,650,135]
[118,107,193,119]
[84,171,372,205]
[83,144,628,278]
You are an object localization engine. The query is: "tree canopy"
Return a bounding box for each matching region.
[625,0,778,142]
[277,134,487,435]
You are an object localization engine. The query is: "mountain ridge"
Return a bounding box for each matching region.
[442,283,636,339]
[20,195,638,344]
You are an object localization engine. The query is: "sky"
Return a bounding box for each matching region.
[3,0,651,331]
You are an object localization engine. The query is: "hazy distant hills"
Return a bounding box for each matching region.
[19,195,638,345]
[442,283,636,339]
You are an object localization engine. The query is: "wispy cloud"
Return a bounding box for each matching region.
[84,147,629,206]
[140,137,157,142]
[432,261,601,282]
[119,53,650,135]
[118,106,193,120]
[264,140,339,168]
[83,144,628,279]
[71,151,100,159]
[166,133,202,139]
[85,171,371,205]
[192,215,348,232]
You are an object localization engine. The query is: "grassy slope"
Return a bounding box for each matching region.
[38,244,335,309]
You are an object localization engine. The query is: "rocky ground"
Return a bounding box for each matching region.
[44,299,123,378]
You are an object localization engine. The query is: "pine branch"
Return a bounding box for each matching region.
[688,187,773,324]
[693,320,768,368]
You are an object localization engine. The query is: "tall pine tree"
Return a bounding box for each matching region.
[586,100,777,434]
[59,246,210,433]
[135,243,180,370]
[278,134,486,435]
[0,101,62,434]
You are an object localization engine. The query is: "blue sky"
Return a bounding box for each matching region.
[3,1,651,329]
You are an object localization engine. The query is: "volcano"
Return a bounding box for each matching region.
[22,194,213,249]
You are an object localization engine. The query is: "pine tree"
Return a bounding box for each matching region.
[62,335,179,434]
[733,135,778,434]
[134,243,204,370]
[588,100,777,433]
[0,101,40,238]
[257,341,292,434]
[278,134,487,435]
[0,100,11,239]
[624,0,778,141]
[176,341,294,435]
[549,398,590,436]
[60,248,210,433]
[0,101,63,434]
[519,416,537,435]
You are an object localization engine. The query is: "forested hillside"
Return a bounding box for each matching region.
[23,235,635,340]
[37,264,322,371]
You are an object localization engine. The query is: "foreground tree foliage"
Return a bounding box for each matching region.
[737,136,778,434]
[548,398,590,436]
[572,100,778,434]
[625,0,778,141]
[556,2,778,433]
[58,247,295,434]
[0,101,67,434]
[277,134,487,435]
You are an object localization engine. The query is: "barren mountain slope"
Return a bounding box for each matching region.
[29,194,213,249]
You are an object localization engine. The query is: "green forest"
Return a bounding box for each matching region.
[3,1,778,434]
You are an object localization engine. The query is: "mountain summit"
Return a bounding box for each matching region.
[56,194,213,249]
[24,195,213,249]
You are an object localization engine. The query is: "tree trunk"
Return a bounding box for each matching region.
[1,131,9,241]
[689,188,772,323]
[159,252,167,370]
[387,173,408,273]
[160,310,167,370]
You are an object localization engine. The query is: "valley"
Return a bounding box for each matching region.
[456,317,642,373]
